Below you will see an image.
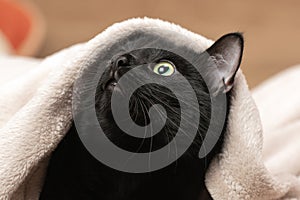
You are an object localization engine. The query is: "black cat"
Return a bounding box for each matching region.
[40,33,244,200]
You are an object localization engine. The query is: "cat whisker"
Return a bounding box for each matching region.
[122,97,149,167]
[143,94,208,162]
[142,97,179,167]
[134,97,148,153]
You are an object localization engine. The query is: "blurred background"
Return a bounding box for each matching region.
[7,0,300,87]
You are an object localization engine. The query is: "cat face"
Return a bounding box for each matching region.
[95,33,243,158]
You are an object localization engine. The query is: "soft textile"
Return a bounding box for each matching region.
[0,18,299,200]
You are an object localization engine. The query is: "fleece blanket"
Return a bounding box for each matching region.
[0,18,299,200]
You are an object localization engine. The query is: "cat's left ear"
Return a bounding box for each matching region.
[206,32,244,93]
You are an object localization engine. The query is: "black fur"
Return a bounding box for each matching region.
[40,33,243,200]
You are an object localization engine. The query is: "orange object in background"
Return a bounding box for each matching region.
[0,0,45,56]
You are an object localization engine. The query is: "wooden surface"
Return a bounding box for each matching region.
[30,0,300,87]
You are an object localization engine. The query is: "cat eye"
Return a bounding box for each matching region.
[153,61,175,76]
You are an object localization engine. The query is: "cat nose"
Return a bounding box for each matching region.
[115,56,129,68]
[112,56,130,80]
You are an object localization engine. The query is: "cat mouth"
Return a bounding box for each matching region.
[105,79,117,90]
[105,79,124,94]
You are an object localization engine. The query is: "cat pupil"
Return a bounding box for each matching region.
[159,66,168,74]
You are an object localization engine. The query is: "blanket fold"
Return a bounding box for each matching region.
[0,18,299,200]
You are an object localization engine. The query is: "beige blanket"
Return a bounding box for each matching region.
[0,18,299,200]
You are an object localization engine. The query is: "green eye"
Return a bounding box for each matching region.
[153,61,175,76]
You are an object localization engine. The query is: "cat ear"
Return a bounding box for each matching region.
[206,33,244,93]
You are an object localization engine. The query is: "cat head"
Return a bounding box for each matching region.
[95,33,244,156]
